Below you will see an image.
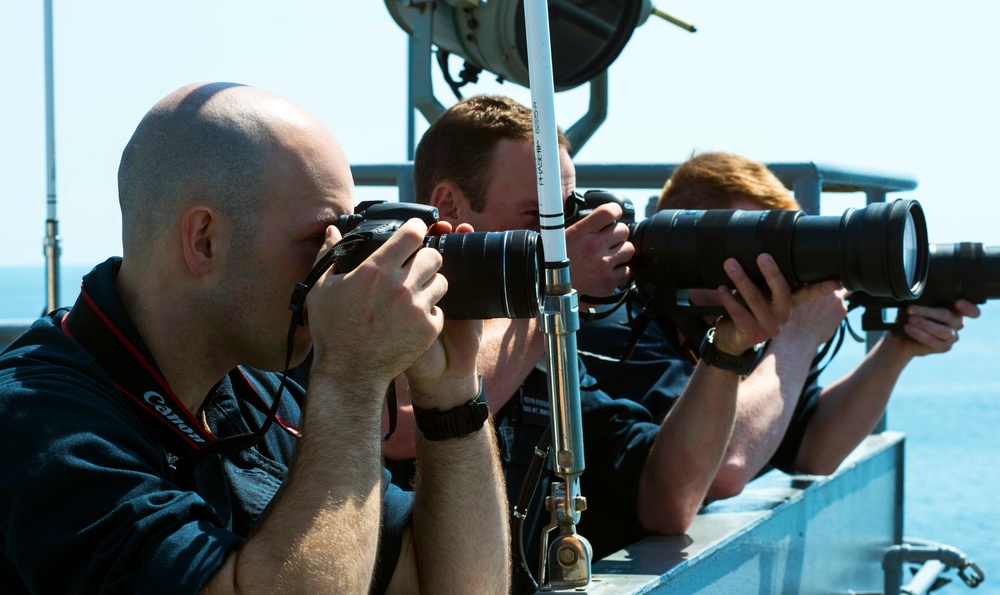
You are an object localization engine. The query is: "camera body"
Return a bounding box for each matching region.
[334,200,440,272]
[334,200,543,320]
[564,189,636,227]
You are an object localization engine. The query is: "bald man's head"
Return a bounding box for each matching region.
[118,83,298,259]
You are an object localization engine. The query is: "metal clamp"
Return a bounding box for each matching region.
[958,560,985,589]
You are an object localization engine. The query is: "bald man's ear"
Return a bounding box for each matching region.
[180,205,222,277]
[428,181,465,222]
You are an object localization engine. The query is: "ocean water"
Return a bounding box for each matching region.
[822,303,1000,590]
[2,265,998,590]
[0,264,95,321]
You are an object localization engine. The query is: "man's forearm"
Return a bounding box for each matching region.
[794,335,910,474]
[411,423,510,593]
[204,373,386,593]
[711,336,815,498]
[637,363,739,534]
[478,318,544,412]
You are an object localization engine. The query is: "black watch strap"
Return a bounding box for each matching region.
[699,326,760,376]
[413,376,490,441]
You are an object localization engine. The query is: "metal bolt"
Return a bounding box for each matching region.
[558,546,579,567]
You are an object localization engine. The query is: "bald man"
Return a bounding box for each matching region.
[0,83,509,594]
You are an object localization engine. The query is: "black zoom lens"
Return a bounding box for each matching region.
[423,230,543,319]
[630,198,929,300]
[913,243,1000,306]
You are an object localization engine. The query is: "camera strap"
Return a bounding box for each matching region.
[579,287,631,323]
[511,424,552,593]
[59,285,300,472]
[580,312,653,392]
[288,233,370,327]
[667,314,711,365]
[803,320,851,387]
[287,232,398,441]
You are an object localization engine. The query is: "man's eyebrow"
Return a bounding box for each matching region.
[313,210,342,229]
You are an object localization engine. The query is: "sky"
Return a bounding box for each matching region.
[3,0,1000,269]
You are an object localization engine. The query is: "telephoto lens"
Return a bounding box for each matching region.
[630,198,929,300]
[908,242,1000,306]
[850,242,1000,331]
[423,230,543,319]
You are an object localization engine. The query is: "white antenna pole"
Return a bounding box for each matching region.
[43,0,61,314]
[523,4,567,264]
[523,0,591,589]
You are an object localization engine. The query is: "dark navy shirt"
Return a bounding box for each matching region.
[387,357,661,591]
[577,302,823,476]
[0,258,412,594]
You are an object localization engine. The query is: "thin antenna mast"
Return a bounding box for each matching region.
[523,0,592,589]
[43,0,61,314]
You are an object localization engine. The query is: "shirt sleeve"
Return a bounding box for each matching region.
[769,373,823,473]
[371,469,414,595]
[575,359,661,555]
[578,311,694,423]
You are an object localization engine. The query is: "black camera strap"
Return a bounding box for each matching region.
[60,286,300,472]
[578,287,632,323]
[580,312,653,393]
[288,232,398,441]
[803,318,854,388]
[288,234,370,327]
[580,285,703,392]
[668,314,711,364]
[511,424,552,594]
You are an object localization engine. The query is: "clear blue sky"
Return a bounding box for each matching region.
[3,1,999,267]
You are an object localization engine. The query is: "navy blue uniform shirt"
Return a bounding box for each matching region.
[577,302,822,476]
[387,356,661,591]
[0,258,411,594]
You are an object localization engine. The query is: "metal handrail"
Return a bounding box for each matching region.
[352,161,919,216]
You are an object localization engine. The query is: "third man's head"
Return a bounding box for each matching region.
[414,94,574,232]
[658,152,800,213]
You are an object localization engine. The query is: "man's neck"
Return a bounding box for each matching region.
[116,260,234,416]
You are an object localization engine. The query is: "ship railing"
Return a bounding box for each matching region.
[351,160,918,216]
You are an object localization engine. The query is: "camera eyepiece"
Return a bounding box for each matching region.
[564,189,636,227]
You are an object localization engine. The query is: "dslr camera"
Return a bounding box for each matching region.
[333,201,543,320]
[564,189,636,226]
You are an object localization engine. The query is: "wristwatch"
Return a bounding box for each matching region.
[413,376,490,441]
[699,326,761,376]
